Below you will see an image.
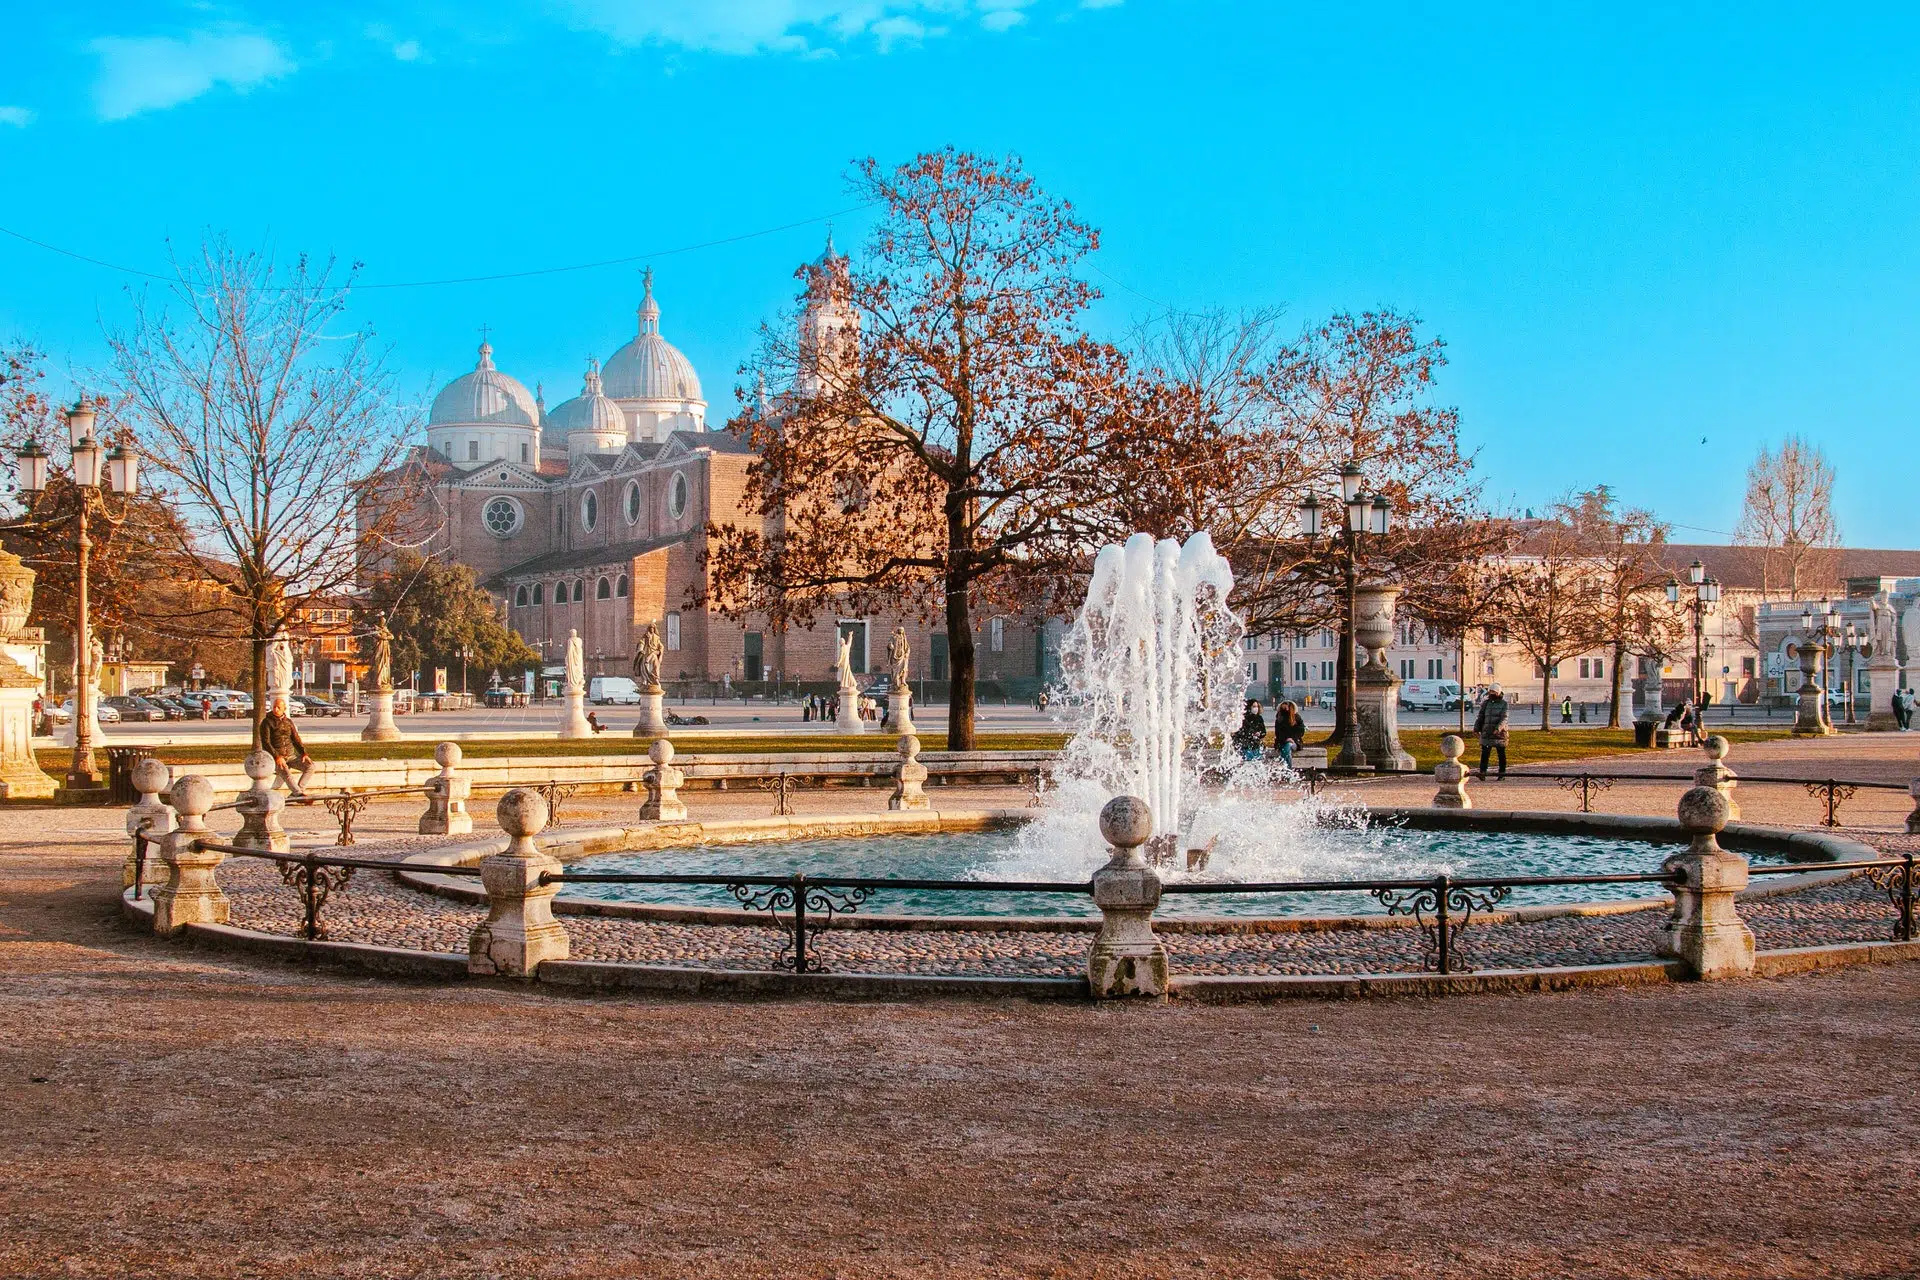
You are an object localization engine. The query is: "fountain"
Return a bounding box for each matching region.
[1055,532,1243,856]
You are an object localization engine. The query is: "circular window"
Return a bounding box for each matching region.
[624,480,642,525]
[482,496,522,538]
[669,470,689,521]
[581,491,598,532]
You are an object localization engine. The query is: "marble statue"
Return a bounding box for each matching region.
[633,623,664,691]
[565,629,584,694]
[887,626,910,687]
[369,612,394,691]
[836,631,857,690]
[1870,595,1896,660]
[266,634,294,694]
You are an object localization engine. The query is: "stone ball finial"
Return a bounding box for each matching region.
[243,750,274,782]
[898,733,920,761]
[1440,734,1464,761]
[1677,785,1730,837]
[131,757,170,795]
[649,738,675,765]
[497,787,550,840]
[1703,734,1730,763]
[170,774,214,818]
[435,741,462,769]
[1099,795,1153,850]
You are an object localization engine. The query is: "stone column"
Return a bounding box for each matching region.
[632,685,669,737]
[150,775,229,935]
[1351,583,1415,772]
[231,750,289,853]
[1656,786,1755,980]
[418,741,473,836]
[1693,734,1740,821]
[1866,656,1900,731]
[361,689,401,742]
[889,734,929,811]
[1085,795,1169,999]
[123,756,175,889]
[1791,640,1832,737]
[557,688,592,738]
[639,738,687,821]
[888,689,916,736]
[468,789,569,978]
[1432,734,1470,809]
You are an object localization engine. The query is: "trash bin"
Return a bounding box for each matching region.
[105,745,158,804]
[1632,717,1656,749]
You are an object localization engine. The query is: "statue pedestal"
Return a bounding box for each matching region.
[632,688,668,737]
[888,690,915,735]
[838,686,868,733]
[1792,652,1833,737]
[558,689,591,739]
[1354,667,1415,773]
[361,689,401,741]
[1867,659,1900,731]
[0,679,55,799]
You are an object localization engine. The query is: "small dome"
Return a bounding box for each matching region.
[544,359,626,446]
[429,342,540,428]
[602,269,704,405]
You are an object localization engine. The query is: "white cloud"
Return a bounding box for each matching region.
[89,30,294,120]
[0,106,35,127]
[560,0,1075,55]
[365,23,424,62]
[392,39,422,61]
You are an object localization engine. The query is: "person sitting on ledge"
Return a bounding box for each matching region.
[1231,699,1267,761]
[261,695,316,796]
[585,710,606,734]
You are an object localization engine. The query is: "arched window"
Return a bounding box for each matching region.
[595,577,611,600]
[668,470,689,521]
[624,480,642,525]
[573,579,585,602]
[615,575,628,598]
[581,490,598,532]
[532,583,544,606]
[514,585,528,607]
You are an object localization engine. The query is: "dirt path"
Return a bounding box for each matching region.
[3,800,1917,1279]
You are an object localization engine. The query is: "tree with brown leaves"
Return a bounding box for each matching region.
[708,149,1142,749]
[1500,519,1614,730]
[1735,435,1840,598]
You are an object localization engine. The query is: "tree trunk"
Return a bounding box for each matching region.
[250,633,267,751]
[1457,633,1468,733]
[1608,639,1628,728]
[1539,667,1553,731]
[945,563,976,751]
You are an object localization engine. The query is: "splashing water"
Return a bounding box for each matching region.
[1055,532,1244,841]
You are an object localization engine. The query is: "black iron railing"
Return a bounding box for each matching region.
[1750,854,1916,943]
[1354,769,1914,825]
[196,840,482,939]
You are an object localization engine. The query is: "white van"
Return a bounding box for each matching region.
[590,675,642,705]
[1399,679,1463,711]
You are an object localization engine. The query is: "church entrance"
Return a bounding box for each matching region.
[744,632,763,682]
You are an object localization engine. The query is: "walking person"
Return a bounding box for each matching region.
[1273,700,1307,769]
[1559,694,1573,724]
[1473,683,1510,781]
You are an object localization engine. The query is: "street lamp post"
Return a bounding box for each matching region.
[10,400,140,788]
[1298,462,1393,769]
[1665,559,1721,711]
[1793,600,1837,736]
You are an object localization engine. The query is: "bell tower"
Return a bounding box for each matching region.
[796,231,859,397]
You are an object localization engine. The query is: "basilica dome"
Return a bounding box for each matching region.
[429,342,540,428]
[602,270,704,407]
[546,359,628,459]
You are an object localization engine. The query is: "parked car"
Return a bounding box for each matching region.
[292,694,345,717]
[104,695,169,723]
[58,698,122,724]
[197,691,253,719]
[1398,680,1464,712]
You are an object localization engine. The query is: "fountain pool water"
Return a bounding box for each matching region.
[562,828,1796,919]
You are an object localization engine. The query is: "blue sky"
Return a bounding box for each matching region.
[1,2,1916,545]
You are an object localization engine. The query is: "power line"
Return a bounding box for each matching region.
[0,202,879,292]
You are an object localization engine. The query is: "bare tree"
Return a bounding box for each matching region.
[1556,487,1685,727]
[104,237,413,742]
[1734,435,1840,598]
[1500,520,1612,730]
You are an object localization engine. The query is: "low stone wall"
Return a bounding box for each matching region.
[169,749,1051,799]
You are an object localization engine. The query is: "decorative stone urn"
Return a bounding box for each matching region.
[1656,786,1755,980]
[1085,795,1169,999]
[0,550,56,799]
[1790,640,1833,737]
[468,789,569,978]
[1432,734,1471,809]
[1350,582,1416,773]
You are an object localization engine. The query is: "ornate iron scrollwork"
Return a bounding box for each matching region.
[278,857,355,940]
[534,781,580,826]
[1371,876,1511,974]
[319,792,372,846]
[1804,780,1857,828]
[759,771,800,816]
[726,875,874,973]
[1557,774,1614,813]
[1863,856,1917,942]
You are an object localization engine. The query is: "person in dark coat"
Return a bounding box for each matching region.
[1472,683,1510,780]
[260,695,315,795]
[1231,700,1268,761]
[1273,700,1307,768]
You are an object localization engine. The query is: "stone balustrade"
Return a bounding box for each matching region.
[1432,734,1470,809]
[1656,785,1756,980]
[1085,795,1168,999]
[231,751,289,853]
[639,739,686,821]
[467,788,570,978]
[889,734,929,811]
[123,757,175,889]
[418,742,473,835]
[149,775,229,935]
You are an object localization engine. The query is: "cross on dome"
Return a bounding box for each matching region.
[637,266,660,336]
